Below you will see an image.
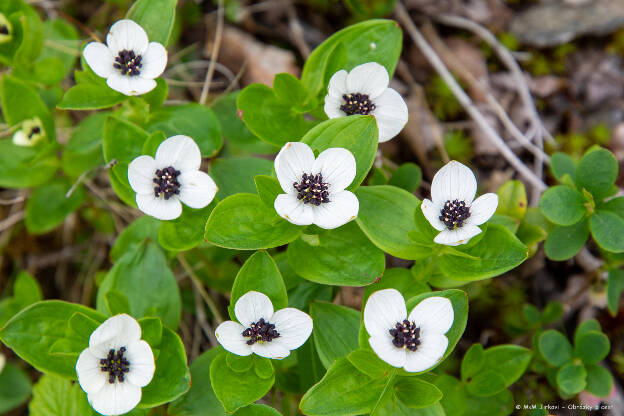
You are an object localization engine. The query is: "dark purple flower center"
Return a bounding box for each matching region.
[0,25,8,35]
[439,199,471,231]
[100,347,130,384]
[28,126,41,139]
[340,93,376,116]
[242,318,280,345]
[114,49,142,76]
[293,173,330,206]
[153,166,181,199]
[389,319,421,351]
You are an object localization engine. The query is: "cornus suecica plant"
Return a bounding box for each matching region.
[0,1,619,415]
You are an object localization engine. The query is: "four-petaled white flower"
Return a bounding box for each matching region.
[364,289,454,372]
[76,314,155,416]
[83,19,167,96]
[128,135,217,221]
[215,291,313,359]
[421,160,498,246]
[324,62,408,143]
[274,142,359,229]
[12,117,45,147]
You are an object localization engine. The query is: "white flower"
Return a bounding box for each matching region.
[83,19,167,96]
[324,62,408,143]
[215,291,313,359]
[76,314,155,416]
[12,117,45,147]
[364,289,454,372]
[274,142,359,229]
[0,13,12,44]
[421,160,498,246]
[128,135,217,221]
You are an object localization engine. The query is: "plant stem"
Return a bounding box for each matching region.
[369,367,398,415]
[177,253,225,324]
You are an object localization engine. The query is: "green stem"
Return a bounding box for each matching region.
[369,367,398,415]
[177,253,225,323]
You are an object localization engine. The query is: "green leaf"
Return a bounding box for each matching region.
[126,0,177,46]
[141,130,168,155]
[363,268,430,306]
[544,218,589,261]
[575,331,610,365]
[110,216,160,262]
[210,352,275,413]
[302,115,378,190]
[25,180,85,234]
[204,193,302,250]
[255,175,283,207]
[539,186,586,226]
[466,345,532,397]
[0,300,106,378]
[465,371,507,398]
[437,224,528,283]
[310,302,360,369]
[57,83,126,110]
[496,180,527,220]
[102,115,148,163]
[226,353,254,373]
[68,312,100,340]
[602,195,624,220]
[574,319,602,344]
[584,364,613,398]
[538,330,573,367]
[347,349,392,379]
[393,378,442,409]
[273,72,316,112]
[607,269,624,316]
[0,362,31,414]
[61,112,107,177]
[109,162,137,207]
[168,347,226,416]
[210,157,273,199]
[138,317,162,347]
[433,374,467,416]
[576,147,618,200]
[550,152,576,182]
[145,104,223,157]
[229,251,288,319]
[253,356,274,380]
[464,388,514,416]
[13,271,43,306]
[460,344,484,382]
[158,203,215,251]
[301,19,402,99]
[28,374,93,416]
[388,163,422,193]
[103,290,130,315]
[287,222,385,285]
[0,140,58,188]
[556,363,586,395]
[590,210,624,252]
[356,186,434,260]
[344,0,397,19]
[97,241,182,329]
[233,404,282,416]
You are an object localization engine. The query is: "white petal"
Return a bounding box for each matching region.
[106,73,156,96]
[83,42,114,78]
[76,349,106,394]
[431,161,478,205]
[177,171,217,209]
[124,340,155,387]
[312,147,356,191]
[274,142,315,194]
[403,333,448,373]
[251,342,291,359]
[87,379,142,416]
[128,155,157,194]
[106,19,149,55]
[136,193,182,221]
[234,291,274,328]
[467,193,498,226]
[155,135,201,172]
[408,296,454,335]
[140,42,167,79]
[270,308,313,350]
[327,69,348,99]
[274,193,314,226]
[12,131,32,147]
[215,321,253,357]
[364,289,407,339]
[324,95,345,119]
[369,336,406,368]
[346,62,389,99]
[311,190,358,230]
[89,314,141,358]
[372,88,408,143]
[421,199,446,232]
[433,224,482,246]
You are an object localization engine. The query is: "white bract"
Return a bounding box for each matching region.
[421,160,498,246]
[76,314,155,416]
[215,291,313,359]
[0,353,5,375]
[12,117,45,147]
[364,289,454,372]
[83,19,167,96]
[324,62,408,142]
[128,135,217,221]
[274,142,359,229]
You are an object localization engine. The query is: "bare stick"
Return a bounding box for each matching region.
[395,4,547,191]
[199,0,225,105]
[178,253,225,326]
[0,211,24,233]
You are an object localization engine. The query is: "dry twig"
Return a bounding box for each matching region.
[199,0,225,105]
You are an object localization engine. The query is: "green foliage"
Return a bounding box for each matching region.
[0,361,31,413]
[310,302,360,368]
[28,374,93,416]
